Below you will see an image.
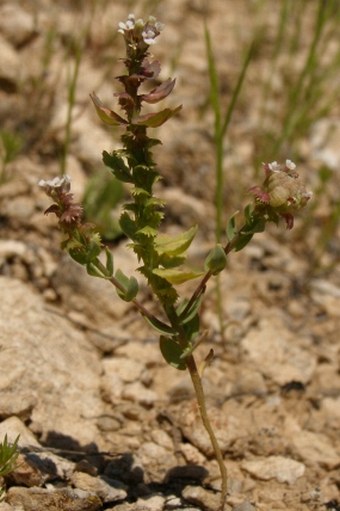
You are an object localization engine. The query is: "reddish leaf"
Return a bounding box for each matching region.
[141,79,176,104]
[90,92,127,126]
[135,105,182,127]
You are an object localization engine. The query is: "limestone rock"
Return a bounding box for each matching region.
[241,456,305,484]
[241,318,317,385]
[290,430,340,469]
[71,472,127,503]
[0,278,103,447]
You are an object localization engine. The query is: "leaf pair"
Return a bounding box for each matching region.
[152,225,203,285]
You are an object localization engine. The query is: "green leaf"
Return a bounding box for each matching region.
[0,434,19,477]
[105,247,114,276]
[204,244,227,275]
[143,315,176,335]
[180,337,201,359]
[159,336,186,370]
[102,151,133,183]
[132,187,150,198]
[86,262,106,278]
[226,211,239,241]
[135,105,182,127]
[152,267,203,285]
[158,254,186,269]
[244,204,253,222]
[68,241,101,265]
[234,233,253,251]
[119,212,136,238]
[182,312,200,342]
[115,269,139,301]
[177,296,202,324]
[154,225,198,257]
[136,225,158,238]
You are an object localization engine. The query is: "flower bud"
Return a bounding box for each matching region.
[250,160,312,229]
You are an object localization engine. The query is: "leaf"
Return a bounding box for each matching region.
[152,267,203,285]
[90,93,127,126]
[204,244,227,275]
[158,254,186,269]
[140,78,176,104]
[136,225,158,238]
[244,203,253,222]
[177,296,202,324]
[102,151,133,183]
[132,187,150,198]
[115,269,139,301]
[143,315,176,335]
[0,434,19,477]
[119,212,136,238]
[86,262,106,278]
[226,211,239,241]
[182,312,200,341]
[234,233,253,251]
[159,336,186,370]
[154,225,198,257]
[135,105,182,127]
[105,247,114,276]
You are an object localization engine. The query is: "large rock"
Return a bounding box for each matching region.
[241,317,317,386]
[0,278,103,447]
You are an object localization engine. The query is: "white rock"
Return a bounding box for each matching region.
[291,430,340,469]
[103,357,144,383]
[0,416,40,448]
[241,318,317,385]
[0,278,103,446]
[71,472,127,503]
[0,503,13,511]
[122,381,158,407]
[135,495,165,511]
[241,456,305,484]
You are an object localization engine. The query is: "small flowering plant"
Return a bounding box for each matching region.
[39,14,312,511]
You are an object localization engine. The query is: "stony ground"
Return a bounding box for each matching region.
[0,1,339,511]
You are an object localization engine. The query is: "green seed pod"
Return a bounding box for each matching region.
[204,244,227,275]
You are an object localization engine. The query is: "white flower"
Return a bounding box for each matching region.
[285,159,296,171]
[142,29,157,45]
[268,161,281,172]
[118,13,136,33]
[38,175,71,194]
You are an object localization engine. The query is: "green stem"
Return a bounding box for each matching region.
[166,305,227,511]
[186,354,227,511]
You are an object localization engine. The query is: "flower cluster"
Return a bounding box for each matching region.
[38,176,83,229]
[250,160,312,229]
[118,13,164,47]
[90,14,180,129]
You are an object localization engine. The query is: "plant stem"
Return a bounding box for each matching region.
[166,305,227,511]
[186,353,228,511]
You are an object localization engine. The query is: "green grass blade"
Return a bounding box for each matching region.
[221,39,254,138]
